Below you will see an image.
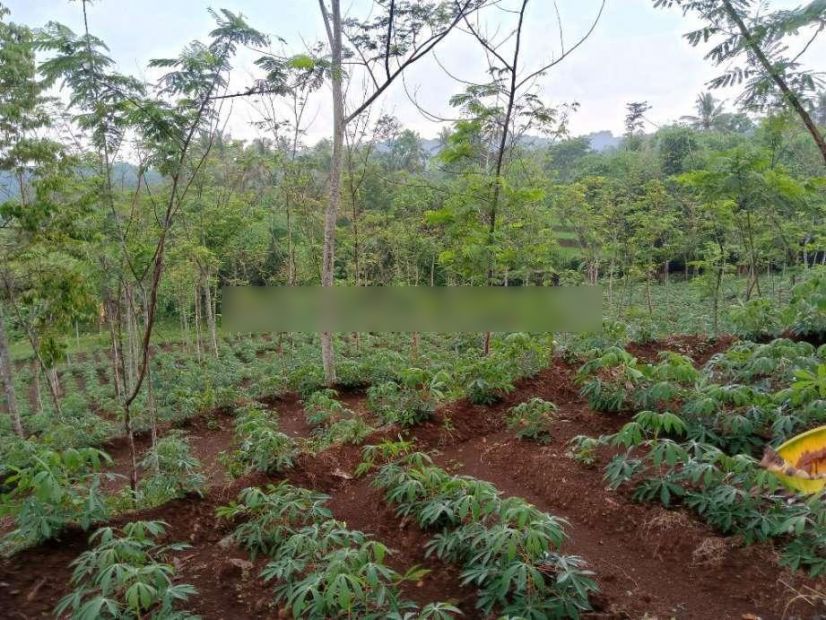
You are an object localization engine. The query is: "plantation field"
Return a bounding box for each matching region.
[1,267,825,619]
[2,0,826,615]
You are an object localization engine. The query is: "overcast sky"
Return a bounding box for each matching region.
[6,0,825,144]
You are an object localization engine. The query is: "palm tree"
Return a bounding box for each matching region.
[681,92,726,131]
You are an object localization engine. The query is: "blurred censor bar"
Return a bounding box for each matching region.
[223,286,601,333]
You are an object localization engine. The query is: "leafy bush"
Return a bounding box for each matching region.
[635,352,698,410]
[219,483,439,618]
[138,431,205,506]
[567,435,600,467]
[359,349,406,384]
[561,320,628,362]
[312,417,374,451]
[507,398,558,443]
[288,364,326,398]
[303,389,350,428]
[728,298,781,340]
[41,407,118,450]
[262,524,423,618]
[785,266,826,339]
[333,357,370,389]
[55,520,196,619]
[367,367,448,427]
[355,438,415,477]
[576,347,644,412]
[460,357,514,405]
[227,405,295,475]
[593,408,826,577]
[217,483,332,559]
[1,445,112,549]
[493,332,550,379]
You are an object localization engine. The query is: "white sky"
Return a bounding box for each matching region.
[6,0,825,144]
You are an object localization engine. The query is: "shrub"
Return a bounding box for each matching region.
[577,347,644,412]
[355,438,416,477]
[494,332,549,379]
[55,520,197,619]
[1,445,112,549]
[303,389,350,428]
[367,368,448,427]
[228,405,295,475]
[594,406,826,578]
[288,364,326,398]
[138,431,205,506]
[507,398,558,443]
[785,267,826,339]
[217,483,332,559]
[311,417,374,452]
[375,454,598,618]
[567,435,600,467]
[219,483,434,618]
[728,298,781,340]
[460,357,514,405]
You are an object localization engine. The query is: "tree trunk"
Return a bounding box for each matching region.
[30,361,41,415]
[287,204,296,285]
[104,295,124,400]
[0,304,24,437]
[202,271,219,358]
[194,284,203,363]
[713,240,725,335]
[45,367,62,414]
[320,0,344,386]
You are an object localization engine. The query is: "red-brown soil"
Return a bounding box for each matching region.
[1,342,824,619]
[625,334,736,366]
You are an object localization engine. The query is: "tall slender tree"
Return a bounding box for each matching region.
[655,0,826,165]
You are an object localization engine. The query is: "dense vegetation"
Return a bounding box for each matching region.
[0,0,825,617]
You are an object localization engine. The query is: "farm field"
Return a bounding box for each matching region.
[1,273,825,619]
[2,0,826,617]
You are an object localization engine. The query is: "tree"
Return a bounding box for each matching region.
[37,4,269,491]
[0,5,90,423]
[0,5,37,437]
[680,145,812,299]
[315,0,483,383]
[681,92,726,130]
[625,101,651,150]
[655,0,826,166]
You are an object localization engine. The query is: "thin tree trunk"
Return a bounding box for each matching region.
[713,240,725,335]
[194,284,203,363]
[32,361,43,415]
[0,304,24,437]
[287,204,296,285]
[202,271,219,358]
[319,0,344,386]
[105,295,124,401]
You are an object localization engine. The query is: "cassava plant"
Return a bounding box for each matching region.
[507,397,559,444]
[55,520,197,619]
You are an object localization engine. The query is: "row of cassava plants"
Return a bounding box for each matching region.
[374,452,598,618]
[569,334,826,576]
[569,409,826,576]
[216,482,460,619]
